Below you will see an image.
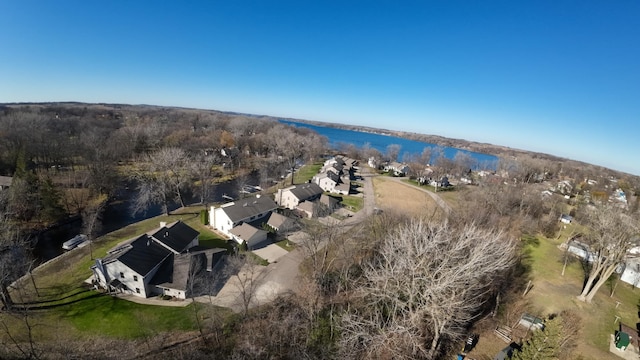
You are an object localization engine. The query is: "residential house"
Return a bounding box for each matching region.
[384,162,410,176]
[91,221,225,299]
[210,194,278,237]
[313,171,340,192]
[556,180,573,195]
[297,201,315,218]
[229,223,268,249]
[266,212,294,233]
[319,194,340,212]
[367,157,378,169]
[620,258,640,287]
[333,182,350,195]
[326,162,343,176]
[275,183,324,210]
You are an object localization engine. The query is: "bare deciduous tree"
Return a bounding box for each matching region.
[577,204,639,302]
[385,144,401,162]
[225,255,267,316]
[339,220,516,359]
[131,147,191,215]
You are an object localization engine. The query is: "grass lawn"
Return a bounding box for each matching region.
[293,162,323,184]
[340,195,364,212]
[469,231,640,360]
[275,239,295,251]
[7,208,232,341]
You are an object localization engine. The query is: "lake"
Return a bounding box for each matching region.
[279,119,498,169]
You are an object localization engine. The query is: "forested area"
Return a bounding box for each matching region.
[1,103,640,359]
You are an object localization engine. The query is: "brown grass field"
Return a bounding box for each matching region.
[372,176,442,218]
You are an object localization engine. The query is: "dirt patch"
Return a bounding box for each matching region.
[373,177,441,217]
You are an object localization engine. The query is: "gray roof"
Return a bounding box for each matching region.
[289,183,323,201]
[153,253,189,291]
[336,183,350,192]
[221,195,278,223]
[297,201,314,213]
[230,223,266,241]
[115,235,172,277]
[151,248,227,292]
[267,212,292,230]
[320,194,340,208]
[150,221,199,253]
[0,176,12,187]
[326,171,341,183]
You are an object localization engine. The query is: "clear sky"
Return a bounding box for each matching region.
[1,1,639,174]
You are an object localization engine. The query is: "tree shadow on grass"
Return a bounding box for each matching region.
[13,291,103,311]
[16,287,91,305]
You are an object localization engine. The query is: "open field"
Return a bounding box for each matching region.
[372,176,441,216]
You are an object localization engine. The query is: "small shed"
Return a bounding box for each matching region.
[518,313,545,331]
[615,331,630,350]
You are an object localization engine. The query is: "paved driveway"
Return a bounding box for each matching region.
[252,243,288,263]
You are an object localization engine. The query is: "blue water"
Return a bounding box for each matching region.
[280,120,498,169]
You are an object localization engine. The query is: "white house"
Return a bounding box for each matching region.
[210,195,278,237]
[275,183,324,209]
[229,223,268,249]
[384,162,410,176]
[313,172,340,192]
[91,221,222,299]
[620,258,640,287]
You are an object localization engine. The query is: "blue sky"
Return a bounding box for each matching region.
[1,1,639,175]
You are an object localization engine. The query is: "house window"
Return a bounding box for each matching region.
[133,275,138,281]
[120,272,124,279]
[135,288,140,294]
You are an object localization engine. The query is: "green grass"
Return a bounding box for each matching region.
[521,233,640,358]
[9,208,233,341]
[340,195,364,212]
[293,162,323,184]
[275,239,295,251]
[60,294,197,338]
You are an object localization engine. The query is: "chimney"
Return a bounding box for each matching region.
[160,221,167,228]
[256,194,261,198]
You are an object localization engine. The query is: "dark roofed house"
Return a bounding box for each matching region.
[210,194,278,237]
[275,183,324,210]
[151,221,199,253]
[91,221,215,299]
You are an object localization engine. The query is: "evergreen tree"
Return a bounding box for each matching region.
[513,317,562,360]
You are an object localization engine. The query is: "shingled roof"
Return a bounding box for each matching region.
[289,183,323,201]
[115,235,172,277]
[230,223,266,242]
[221,195,278,223]
[151,221,199,253]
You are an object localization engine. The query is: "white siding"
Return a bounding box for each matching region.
[106,261,146,297]
[212,207,234,236]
